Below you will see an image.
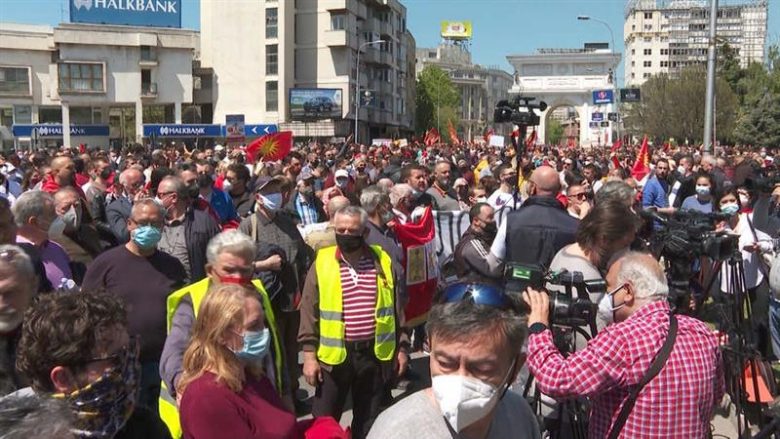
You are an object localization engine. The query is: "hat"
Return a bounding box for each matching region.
[214,144,225,152]
[299,168,314,181]
[254,176,282,193]
[335,169,349,179]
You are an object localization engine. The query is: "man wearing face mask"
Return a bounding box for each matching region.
[453,203,500,284]
[0,245,37,396]
[49,187,103,284]
[158,230,286,438]
[285,169,326,226]
[426,161,460,211]
[224,163,254,218]
[299,206,410,439]
[323,169,359,206]
[361,186,406,302]
[82,199,187,413]
[524,252,724,439]
[367,283,539,439]
[195,160,238,226]
[15,290,171,439]
[487,165,519,210]
[12,190,73,289]
[106,168,146,243]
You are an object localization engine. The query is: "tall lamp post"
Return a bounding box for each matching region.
[355,39,386,145]
[578,15,620,144]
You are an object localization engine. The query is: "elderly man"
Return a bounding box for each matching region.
[0,244,37,396]
[390,183,423,225]
[49,187,103,284]
[106,167,146,243]
[158,230,285,437]
[306,195,351,252]
[82,199,187,412]
[367,283,539,439]
[12,191,73,288]
[39,156,79,196]
[524,252,724,439]
[286,169,327,226]
[425,161,460,211]
[156,176,220,283]
[299,206,409,439]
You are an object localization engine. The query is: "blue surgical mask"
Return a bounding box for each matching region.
[720,203,739,216]
[234,328,270,363]
[131,225,162,250]
[259,192,283,211]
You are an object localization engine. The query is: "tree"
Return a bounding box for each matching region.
[415,65,460,135]
[546,119,564,145]
[733,93,780,147]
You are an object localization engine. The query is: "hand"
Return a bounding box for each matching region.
[302,352,323,387]
[742,242,760,253]
[579,200,591,217]
[522,288,550,327]
[395,350,409,378]
[133,189,149,203]
[257,254,283,271]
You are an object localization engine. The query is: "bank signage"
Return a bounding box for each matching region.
[144,124,222,137]
[592,89,614,105]
[12,124,109,137]
[70,0,182,28]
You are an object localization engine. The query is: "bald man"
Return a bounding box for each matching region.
[488,165,579,276]
[305,195,350,252]
[105,168,146,243]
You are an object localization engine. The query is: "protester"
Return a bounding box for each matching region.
[681,173,714,213]
[453,203,499,284]
[426,161,460,211]
[50,187,103,283]
[224,163,255,218]
[286,169,326,226]
[305,196,350,251]
[565,183,591,219]
[106,168,146,243]
[524,251,724,439]
[487,165,518,210]
[368,282,539,439]
[195,160,238,225]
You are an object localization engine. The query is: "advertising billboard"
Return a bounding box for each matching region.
[620,88,641,103]
[440,21,473,39]
[289,89,343,121]
[592,90,614,105]
[225,114,245,141]
[70,0,182,28]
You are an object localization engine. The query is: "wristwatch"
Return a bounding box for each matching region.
[529,322,548,334]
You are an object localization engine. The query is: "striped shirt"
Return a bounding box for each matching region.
[339,254,378,341]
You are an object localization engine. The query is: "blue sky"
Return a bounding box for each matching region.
[1,0,778,78]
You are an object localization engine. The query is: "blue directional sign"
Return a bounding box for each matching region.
[12,124,109,137]
[70,0,182,28]
[244,124,278,137]
[591,112,604,122]
[592,89,614,105]
[143,124,223,138]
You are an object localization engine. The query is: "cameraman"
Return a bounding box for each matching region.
[524,252,724,439]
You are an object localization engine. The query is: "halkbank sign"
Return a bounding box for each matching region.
[70,0,182,28]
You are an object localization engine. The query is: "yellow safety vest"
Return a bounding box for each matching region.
[315,245,396,365]
[158,278,283,439]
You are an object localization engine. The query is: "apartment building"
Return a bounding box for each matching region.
[624,0,768,85]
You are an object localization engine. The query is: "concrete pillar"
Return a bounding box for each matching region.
[31,105,39,123]
[174,101,182,124]
[580,103,589,147]
[135,100,143,143]
[62,101,71,149]
[101,106,110,124]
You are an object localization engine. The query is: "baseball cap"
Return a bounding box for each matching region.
[254,176,283,193]
[335,169,349,179]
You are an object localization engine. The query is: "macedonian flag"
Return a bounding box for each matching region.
[246,131,293,163]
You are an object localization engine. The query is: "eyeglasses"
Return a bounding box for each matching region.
[156,191,174,198]
[441,282,510,309]
[81,336,139,368]
[569,193,587,200]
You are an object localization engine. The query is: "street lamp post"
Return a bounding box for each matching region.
[355,39,386,145]
[578,15,620,145]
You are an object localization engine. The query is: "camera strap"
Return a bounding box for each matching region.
[606,313,678,439]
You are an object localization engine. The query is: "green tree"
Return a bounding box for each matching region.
[733,93,780,147]
[546,119,564,145]
[415,65,460,135]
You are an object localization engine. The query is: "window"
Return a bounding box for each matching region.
[644,61,652,67]
[661,61,669,67]
[0,67,30,95]
[58,62,104,93]
[643,37,652,42]
[266,81,278,112]
[644,48,652,55]
[331,12,345,30]
[266,8,278,38]
[140,45,155,61]
[644,12,652,19]
[631,49,635,55]
[660,48,669,55]
[643,72,650,78]
[266,44,278,75]
[631,72,636,79]
[631,61,636,67]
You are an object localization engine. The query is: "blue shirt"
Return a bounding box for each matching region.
[681,195,713,213]
[642,175,669,209]
[209,188,238,223]
[295,194,320,226]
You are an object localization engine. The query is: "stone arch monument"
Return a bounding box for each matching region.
[507,48,621,148]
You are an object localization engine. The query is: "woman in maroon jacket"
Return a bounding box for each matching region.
[178,284,306,439]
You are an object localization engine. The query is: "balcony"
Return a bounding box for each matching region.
[141,82,158,98]
[362,48,381,64]
[323,30,356,48]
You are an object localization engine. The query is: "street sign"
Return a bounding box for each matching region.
[620,88,641,103]
[143,124,223,138]
[592,89,614,105]
[591,112,604,122]
[225,114,245,140]
[244,124,278,137]
[608,112,619,122]
[589,122,600,129]
[12,124,109,137]
[600,121,610,128]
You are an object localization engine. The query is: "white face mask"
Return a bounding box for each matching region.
[61,205,81,233]
[431,361,515,432]
[677,165,686,175]
[739,194,750,207]
[259,192,283,212]
[222,179,233,193]
[597,285,627,325]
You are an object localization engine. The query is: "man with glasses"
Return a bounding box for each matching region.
[14,290,170,438]
[368,282,539,439]
[106,168,146,243]
[566,184,591,220]
[82,199,187,412]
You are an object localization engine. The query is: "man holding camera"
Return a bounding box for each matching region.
[523,251,724,439]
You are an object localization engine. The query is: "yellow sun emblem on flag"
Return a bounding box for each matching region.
[259,137,280,157]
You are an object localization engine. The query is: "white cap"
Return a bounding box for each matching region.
[335,169,349,179]
[214,144,225,151]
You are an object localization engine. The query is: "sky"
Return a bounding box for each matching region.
[1,0,778,79]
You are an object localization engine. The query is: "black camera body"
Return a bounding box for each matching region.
[494,97,548,127]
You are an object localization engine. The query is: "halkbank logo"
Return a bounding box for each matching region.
[70,0,181,28]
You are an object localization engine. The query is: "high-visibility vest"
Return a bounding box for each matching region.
[158,278,283,439]
[315,245,396,365]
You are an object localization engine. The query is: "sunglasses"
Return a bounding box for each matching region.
[569,193,587,200]
[441,283,510,309]
[81,336,139,368]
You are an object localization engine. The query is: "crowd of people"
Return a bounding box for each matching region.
[0,136,778,439]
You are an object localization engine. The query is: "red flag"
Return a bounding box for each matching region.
[525,129,537,148]
[483,127,494,143]
[663,141,671,152]
[511,126,521,144]
[610,139,623,153]
[611,154,621,170]
[245,131,293,163]
[631,135,651,181]
[447,120,460,146]
[391,208,437,326]
[424,128,440,146]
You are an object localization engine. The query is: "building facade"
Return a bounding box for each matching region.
[624,0,768,85]
[0,22,197,149]
[416,43,514,141]
[200,0,416,141]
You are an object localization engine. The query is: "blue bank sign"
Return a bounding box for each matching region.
[70,0,182,28]
[144,124,223,137]
[12,124,110,138]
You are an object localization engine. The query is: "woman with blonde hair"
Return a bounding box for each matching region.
[177,284,306,439]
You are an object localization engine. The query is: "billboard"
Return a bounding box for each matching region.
[70,0,182,28]
[592,89,614,105]
[440,21,473,39]
[225,114,245,141]
[620,88,641,102]
[289,89,343,121]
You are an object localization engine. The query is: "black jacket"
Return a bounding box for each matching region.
[504,196,579,269]
[182,207,221,282]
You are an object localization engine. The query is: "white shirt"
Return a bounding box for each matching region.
[720,213,774,291]
[487,188,517,211]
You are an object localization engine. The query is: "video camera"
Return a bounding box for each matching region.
[494,97,548,127]
[504,263,606,328]
[641,209,739,262]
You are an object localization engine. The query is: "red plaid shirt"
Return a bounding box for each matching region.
[527,300,724,439]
